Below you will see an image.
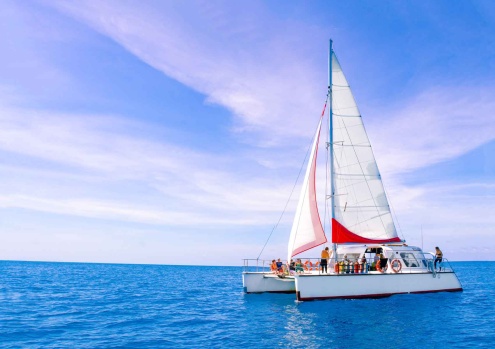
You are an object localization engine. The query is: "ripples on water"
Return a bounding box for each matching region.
[0,261,493,348]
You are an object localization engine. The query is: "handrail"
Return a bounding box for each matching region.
[242,256,455,275]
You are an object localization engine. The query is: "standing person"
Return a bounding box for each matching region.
[434,247,443,270]
[361,255,367,273]
[372,253,380,271]
[321,247,330,273]
[374,253,380,264]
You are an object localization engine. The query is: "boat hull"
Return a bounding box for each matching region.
[294,272,462,301]
[243,272,295,293]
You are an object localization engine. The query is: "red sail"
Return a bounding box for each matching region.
[332,219,402,244]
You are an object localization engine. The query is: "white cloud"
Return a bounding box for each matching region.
[384,180,495,260]
[0,103,299,226]
[368,86,495,177]
[45,0,495,177]
[45,0,326,145]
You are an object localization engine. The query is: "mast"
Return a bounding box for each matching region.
[328,39,337,262]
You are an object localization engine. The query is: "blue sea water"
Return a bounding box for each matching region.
[0,261,493,348]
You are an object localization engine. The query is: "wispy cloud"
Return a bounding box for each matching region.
[45,0,327,145]
[45,0,495,175]
[0,102,297,226]
[369,85,495,177]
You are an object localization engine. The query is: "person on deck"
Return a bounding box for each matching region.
[321,247,330,273]
[434,247,443,270]
[343,254,350,273]
[374,253,380,264]
[289,259,295,271]
[270,260,278,273]
[361,255,367,273]
[295,259,304,273]
[276,258,284,273]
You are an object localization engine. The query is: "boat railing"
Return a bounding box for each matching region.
[242,259,274,273]
[243,257,455,274]
[242,258,323,273]
[328,256,455,274]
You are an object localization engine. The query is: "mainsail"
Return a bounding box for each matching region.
[287,117,327,261]
[287,47,400,262]
[330,52,400,243]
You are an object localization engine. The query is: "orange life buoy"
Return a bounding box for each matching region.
[391,259,402,273]
[304,260,310,270]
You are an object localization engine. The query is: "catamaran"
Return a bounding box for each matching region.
[242,40,463,301]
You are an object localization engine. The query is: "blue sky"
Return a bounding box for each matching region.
[1,0,494,265]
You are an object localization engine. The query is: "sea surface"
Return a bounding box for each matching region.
[0,261,493,348]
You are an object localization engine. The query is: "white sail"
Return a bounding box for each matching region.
[331,52,399,242]
[287,117,327,262]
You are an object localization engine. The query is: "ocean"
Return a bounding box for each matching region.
[0,261,493,348]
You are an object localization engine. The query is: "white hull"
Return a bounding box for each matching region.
[243,272,295,293]
[294,272,462,301]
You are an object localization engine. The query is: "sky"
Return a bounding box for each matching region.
[1,0,494,265]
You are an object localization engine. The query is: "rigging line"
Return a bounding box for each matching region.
[334,144,371,148]
[257,94,329,260]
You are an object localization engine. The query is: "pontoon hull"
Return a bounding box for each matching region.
[294,272,462,301]
[243,272,295,293]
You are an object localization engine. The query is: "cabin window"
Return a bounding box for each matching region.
[365,247,383,254]
[400,252,419,267]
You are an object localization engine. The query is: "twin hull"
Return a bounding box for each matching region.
[242,272,295,293]
[243,272,462,301]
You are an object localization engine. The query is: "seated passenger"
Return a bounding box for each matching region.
[295,259,304,273]
[276,258,285,273]
[270,259,277,273]
[289,259,295,271]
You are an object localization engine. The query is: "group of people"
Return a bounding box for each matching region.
[270,259,285,274]
[270,258,305,274]
[270,246,444,274]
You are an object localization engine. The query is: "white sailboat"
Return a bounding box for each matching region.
[242,40,462,300]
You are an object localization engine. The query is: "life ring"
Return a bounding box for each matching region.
[391,259,402,273]
[304,260,310,271]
